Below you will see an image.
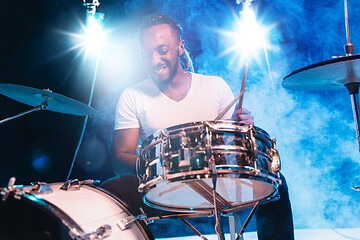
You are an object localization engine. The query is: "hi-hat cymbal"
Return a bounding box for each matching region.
[282,54,360,91]
[0,84,96,116]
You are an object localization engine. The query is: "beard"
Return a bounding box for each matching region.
[150,58,180,86]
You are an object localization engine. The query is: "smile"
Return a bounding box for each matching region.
[155,65,167,73]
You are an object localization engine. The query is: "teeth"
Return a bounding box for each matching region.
[155,66,166,73]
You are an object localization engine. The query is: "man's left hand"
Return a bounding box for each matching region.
[232,107,255,125]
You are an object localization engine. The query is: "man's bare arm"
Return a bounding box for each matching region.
[112,128,140,176]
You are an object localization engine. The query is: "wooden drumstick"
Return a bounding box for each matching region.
[238,64,248,112]
[214,88,248,120]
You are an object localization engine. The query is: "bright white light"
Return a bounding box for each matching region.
[236,8,265,56]
[218,5,274,68]
[84,13,104,54]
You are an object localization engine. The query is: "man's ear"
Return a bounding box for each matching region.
[178,40,185,56]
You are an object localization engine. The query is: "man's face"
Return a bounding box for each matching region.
[140,24,182,84]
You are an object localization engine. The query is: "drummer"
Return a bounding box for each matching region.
[104,14,294,240]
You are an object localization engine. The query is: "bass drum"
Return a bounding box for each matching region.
[0,181,154,240]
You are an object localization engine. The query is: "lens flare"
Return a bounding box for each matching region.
[218,5,275,70]
[84,12,105,54]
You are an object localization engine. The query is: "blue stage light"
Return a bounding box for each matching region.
[31,149,51,173]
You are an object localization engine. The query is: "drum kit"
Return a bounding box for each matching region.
[1,1,359,239]
[0,82,281,240]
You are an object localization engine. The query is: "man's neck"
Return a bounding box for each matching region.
[156,70,191,102]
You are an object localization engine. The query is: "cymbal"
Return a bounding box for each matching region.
[0,84,96,116]
[282,54,360,91]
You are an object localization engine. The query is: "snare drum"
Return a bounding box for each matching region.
[137,121,281,213]
[0,180,153,240]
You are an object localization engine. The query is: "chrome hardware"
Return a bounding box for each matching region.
[270,147,281,173]
[138,175,163,192]
[30,182,53,195]
[269,138,281,173]
[178,130,191,167]
[60,179,100,191]
[204,123,212,159]
[117,208,148,230]
[1,177,16,201]
[160,130,167,164]
[179,130,188,148]
[249,126,258,167]
[70,224,111,240]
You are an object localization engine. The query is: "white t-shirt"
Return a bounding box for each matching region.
[114,72,235,142]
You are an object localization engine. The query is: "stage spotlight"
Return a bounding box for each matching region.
[84,12,105,55]
[235,7,267,58]
[218,4,274,68]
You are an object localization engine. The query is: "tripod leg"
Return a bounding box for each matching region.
[236,201,260,240]
[229,212,242,240]
[179,218,208,240]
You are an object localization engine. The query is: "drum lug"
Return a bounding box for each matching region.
[138,175,163,193]
[70,224,112,240]
[138,183,145,193]
[204,124,212,159]
[60,179,100,191]
[249,127,258,168]
[117,208,149,230]
[178,130,191,167]
[269,147,281,173]
[1,176,16,201]
[30,182,53,195]
[160,130,169,165]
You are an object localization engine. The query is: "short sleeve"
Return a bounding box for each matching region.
[114,88,140,130]
[217,77,235,120]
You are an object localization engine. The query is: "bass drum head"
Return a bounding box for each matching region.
[0,182,154,240]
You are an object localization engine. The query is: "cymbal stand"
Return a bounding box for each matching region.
[0,96,48,125]
[343,0,360,159]
[345,83,360,153]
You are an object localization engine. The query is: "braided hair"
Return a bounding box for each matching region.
[139,14,194,72]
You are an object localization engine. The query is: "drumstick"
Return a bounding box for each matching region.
[214,88,248,120]
[238,64,248,111]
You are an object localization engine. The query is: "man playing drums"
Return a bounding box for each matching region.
[104,14,294,240]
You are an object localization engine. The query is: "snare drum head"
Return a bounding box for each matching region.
[144,174,278,213]
[0,182,154,240]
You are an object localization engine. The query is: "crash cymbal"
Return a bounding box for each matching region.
[282,54,360,91]
[0,84,96,116]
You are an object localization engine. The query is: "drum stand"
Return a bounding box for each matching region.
[171,181,260,240]
[0,98,49,125]
[176,161,261,240]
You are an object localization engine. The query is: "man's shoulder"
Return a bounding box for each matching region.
[192,72,228,87]
[123,78,155,95]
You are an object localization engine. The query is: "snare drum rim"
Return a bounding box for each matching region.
[142,170,280,213]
